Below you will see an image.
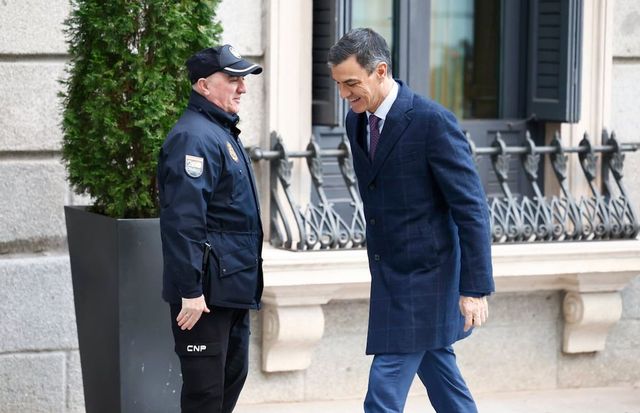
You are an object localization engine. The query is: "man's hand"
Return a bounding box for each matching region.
[459,295,489,332]
[177,295,210,331]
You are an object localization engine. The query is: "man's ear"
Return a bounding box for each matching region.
[375,62,388,79]
[196,78,209,95]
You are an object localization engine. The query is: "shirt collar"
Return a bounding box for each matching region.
[188,90,241,135]
[367,80,399,121]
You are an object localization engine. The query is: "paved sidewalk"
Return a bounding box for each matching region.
[236,386,640,413]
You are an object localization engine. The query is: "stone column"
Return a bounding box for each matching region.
[263,0,313,244]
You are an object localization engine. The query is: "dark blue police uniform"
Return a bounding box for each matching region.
[158,87,263,412]
[158,89,263,309]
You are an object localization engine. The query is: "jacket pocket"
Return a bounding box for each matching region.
[219,247,258,279]
[229,166,252,205]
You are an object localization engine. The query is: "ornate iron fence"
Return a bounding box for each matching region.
[248,130,640,250]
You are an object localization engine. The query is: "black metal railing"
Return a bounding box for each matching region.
[249,129,640,250]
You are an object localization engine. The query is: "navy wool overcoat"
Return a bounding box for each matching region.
[345,81,495,354]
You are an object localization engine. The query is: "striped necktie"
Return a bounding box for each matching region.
[369,114,381,160]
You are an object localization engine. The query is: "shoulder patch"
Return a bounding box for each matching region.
[185,155,204,178]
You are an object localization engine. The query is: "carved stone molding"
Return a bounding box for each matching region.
[258,240,640,371]
[258,248,370,372]
[562,291,623,353]
[262,303,325,372]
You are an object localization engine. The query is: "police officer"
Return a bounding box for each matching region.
[157,44,264,413]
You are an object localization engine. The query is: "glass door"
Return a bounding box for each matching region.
[312,0,534,201]
[351,0,394,50]
[426,0,533,197]
[430,0,500,119]
[313,0,395,216]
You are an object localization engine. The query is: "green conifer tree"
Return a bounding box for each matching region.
[61,1,222,218]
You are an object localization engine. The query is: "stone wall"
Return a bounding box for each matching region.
[557,276,640,388]
[0,0,82,411]
[237,282,640,405]
[612,0,640,208]
[0,0,69,253]
[604,2,640,393]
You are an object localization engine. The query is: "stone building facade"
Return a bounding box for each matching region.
[0,0,639,412]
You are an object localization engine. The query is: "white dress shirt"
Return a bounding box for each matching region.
[366,80,399,150]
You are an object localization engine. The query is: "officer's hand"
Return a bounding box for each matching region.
[459,295,489,332]
[177,295,210,331]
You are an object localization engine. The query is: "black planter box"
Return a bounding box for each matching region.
[65,206,180,413]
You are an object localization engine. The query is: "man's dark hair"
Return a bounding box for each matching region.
[327,28,392,76]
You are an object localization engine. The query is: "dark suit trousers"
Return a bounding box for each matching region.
[170,305,250,413]
[364,347,477,413]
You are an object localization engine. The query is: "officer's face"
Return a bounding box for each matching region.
[330,55,388,114]
[199,72,247,114]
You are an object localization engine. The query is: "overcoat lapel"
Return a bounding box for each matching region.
[348,112,370,166]
[368,82,414,183]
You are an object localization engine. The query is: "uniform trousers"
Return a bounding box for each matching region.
[364,346,477,413]
[170,305,250,413]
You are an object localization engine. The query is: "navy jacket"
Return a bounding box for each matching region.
[158,91,263,309]
[345,81,494,354]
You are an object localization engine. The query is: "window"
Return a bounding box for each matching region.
[313,0,581,126]
[429,0,500,119]
[311,0,582,199]
[351,0,394,50]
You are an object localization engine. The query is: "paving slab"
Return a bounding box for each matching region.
[235,386,640,413]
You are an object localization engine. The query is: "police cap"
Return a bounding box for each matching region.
[186,44,263,84]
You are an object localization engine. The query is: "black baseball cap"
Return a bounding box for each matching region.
[186,44,263,84]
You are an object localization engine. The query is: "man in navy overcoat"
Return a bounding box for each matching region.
[328,28,495,413]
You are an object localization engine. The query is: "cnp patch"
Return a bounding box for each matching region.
[226,142,239,162]
[174,341,220,357]
[185,155,204,178]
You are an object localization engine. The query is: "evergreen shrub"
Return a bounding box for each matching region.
[61,0,222,218]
